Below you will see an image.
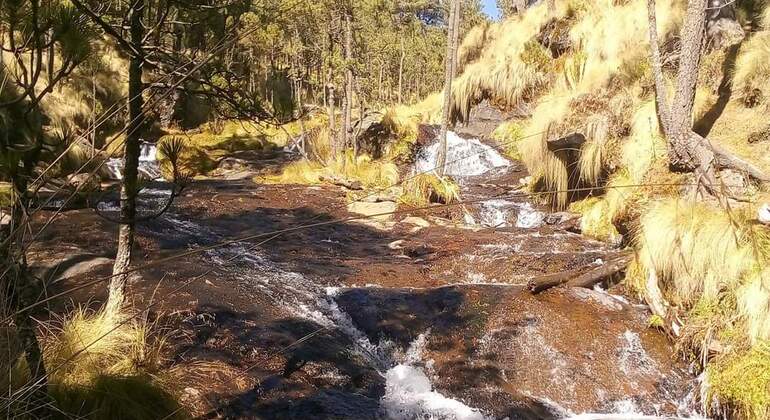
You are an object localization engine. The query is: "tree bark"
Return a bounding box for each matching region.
[437,0,461,176]
[528,252,632,293]
[107,0,145,315]
[398,38,405,104]
[343,8,354,159]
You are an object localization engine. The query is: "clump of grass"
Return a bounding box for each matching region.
[157,134,218,179]
[399,173,460,206]
[2,307,186,419]
[0,182,14,207]
[569,197,621,243]
[636,200,770,310]
[492,121,525,160]
[380,93,443,161]
[632,199,770,417]
[451,3,554,123]
[520,39,553,73]
[708,342,770,420]
[732,31,770,108]
[260,153,399,189]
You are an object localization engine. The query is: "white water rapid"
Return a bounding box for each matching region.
[105,142,162,181]
[415,132,510,177]
[415,131,545,229]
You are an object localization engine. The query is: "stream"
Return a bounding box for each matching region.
[33,132,706,419]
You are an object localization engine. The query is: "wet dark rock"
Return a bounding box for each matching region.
[334,285,693,417]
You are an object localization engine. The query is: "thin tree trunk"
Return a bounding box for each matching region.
[108,0,144,315]
[343,9,354,160]
[378,61,383,103]
[398,38,405,104]
[437,0,461,176]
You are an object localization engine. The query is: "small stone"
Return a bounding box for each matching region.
[388,240,405,250]
[758,203,770,225]
[347,201,397,221]
[402,216,431,227]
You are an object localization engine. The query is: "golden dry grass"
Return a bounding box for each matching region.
[399,173,460,206]
[636,199,770,344]
[260,154,399,189]
[732,31,770,107]
[2,307,185,419]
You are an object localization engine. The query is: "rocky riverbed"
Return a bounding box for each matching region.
[28,133,703,419]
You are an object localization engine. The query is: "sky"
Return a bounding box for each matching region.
[481,0,501,20]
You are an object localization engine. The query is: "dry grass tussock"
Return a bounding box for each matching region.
[399,173,460,206]
[458,0,680,208]
[259,153,399,189]
[732,31,770,108]
[380,93,443,160]
[632,199,770,417]
[1,306,186,419]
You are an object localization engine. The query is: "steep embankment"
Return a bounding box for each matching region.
[430,0,770,418]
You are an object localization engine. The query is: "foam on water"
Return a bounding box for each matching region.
[382,333,489,420]
[105,142,161,181]
[514,201,545,228]
[415,132,509,177]
[383,365,488,420]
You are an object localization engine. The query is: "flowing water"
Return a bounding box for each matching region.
[42,131,704,418]
[105,142,162,181]
[414,131,546,230]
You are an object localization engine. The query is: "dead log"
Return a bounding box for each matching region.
[528,251,632,294]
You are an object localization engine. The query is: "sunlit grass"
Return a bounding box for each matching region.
[1,307,186,419]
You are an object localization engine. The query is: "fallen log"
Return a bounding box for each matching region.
[528,251,632,294]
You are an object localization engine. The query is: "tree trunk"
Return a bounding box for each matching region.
[398,38,405,104]
[437,0,461,176]
[328,82,336,160]
[343,9,354,159]
[108,0,144,315]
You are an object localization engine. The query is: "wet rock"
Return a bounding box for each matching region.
[402,216,431,228]
[334,285,693,417]
[566,286,625,312]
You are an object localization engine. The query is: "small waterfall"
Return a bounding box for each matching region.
[414,132,545,230]
[105,142,162,181]
[381,333,489,420]
[477,199,545,229]
[301,289,490,420]
[415,132,509,177]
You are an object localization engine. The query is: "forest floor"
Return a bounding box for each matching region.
[28,148,700,418]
